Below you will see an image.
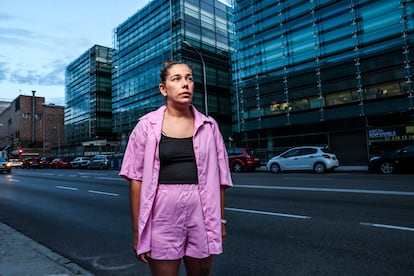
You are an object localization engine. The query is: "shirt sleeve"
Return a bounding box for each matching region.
[119,119,147,181]
[209,117,233,188]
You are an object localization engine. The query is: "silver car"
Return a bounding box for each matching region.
[70,157,90,169]
[0,157,12,174]
[88,155,110,170]
[266,146,339,174]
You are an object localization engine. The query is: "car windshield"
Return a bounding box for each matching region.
[395,144,414,153]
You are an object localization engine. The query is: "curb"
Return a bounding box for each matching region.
[0,222,93,276]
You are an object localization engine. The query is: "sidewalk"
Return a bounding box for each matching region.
[0,222,92,276]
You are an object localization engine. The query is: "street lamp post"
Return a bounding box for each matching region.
[183,40,208,116]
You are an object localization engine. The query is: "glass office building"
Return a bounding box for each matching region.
[232,0,414,164]
[65,45,114,145]
[112,0,233,150]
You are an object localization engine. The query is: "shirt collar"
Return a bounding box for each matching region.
[142,105,212,128]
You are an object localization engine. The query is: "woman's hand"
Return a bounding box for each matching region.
[222,223,227,243]
[137,253,151,263]
[132,229,151,263]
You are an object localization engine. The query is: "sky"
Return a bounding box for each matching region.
[0,0,151,106]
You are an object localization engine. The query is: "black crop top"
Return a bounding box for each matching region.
[158,134,199,184]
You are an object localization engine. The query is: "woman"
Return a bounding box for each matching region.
[120,60,233,276]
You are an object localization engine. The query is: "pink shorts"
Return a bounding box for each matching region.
[149,184,209,260]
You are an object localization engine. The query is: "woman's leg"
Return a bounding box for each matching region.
[148,259,181,276]
[183,255,213,276]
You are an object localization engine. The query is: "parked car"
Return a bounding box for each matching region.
[70,157,90,169]
[369,144,414,174]
[40,157,52,168]
[22,157,44,169]
[266,146,339,174]
[227,148,261,173]
[0,157,12,173]
[49,158,71,169]
[88,154,110,170]
[8,158,23,168]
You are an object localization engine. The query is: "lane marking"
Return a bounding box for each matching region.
[56,185,78,191]
[9,179,20,182]
[235,185,414,196]
[95,177,121,181]
[360,222,414,232]
[225,207,311,219]
[88,190,119,197]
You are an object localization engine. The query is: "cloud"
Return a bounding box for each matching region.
[8,59,65,86]
[0,62,7,81]
[0,12,14,21]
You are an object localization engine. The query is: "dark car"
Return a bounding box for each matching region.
[49,158,71,169]
[88,154,110,170]
[22,157,44,169]
[0,157,12,173]
[227,148,261,173]
[369,144,414,174]
[40,157,52,168]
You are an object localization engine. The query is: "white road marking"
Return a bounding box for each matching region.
[88,190,119,197]
[95,177,121,181]
[225,207,311,219]
[55,186,119,197]
[360,222,414,232]
[235,185,414,196]
[56,185,79,191]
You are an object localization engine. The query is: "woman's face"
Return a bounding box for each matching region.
[159,64,194,107]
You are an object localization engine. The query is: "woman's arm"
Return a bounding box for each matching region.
[130,179,149,263]
[220,186,227,241]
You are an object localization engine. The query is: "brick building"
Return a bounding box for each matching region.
[0,94,64,159]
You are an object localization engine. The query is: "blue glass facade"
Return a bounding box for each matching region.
[65,45,113,145]
[112,0,232,150]
[232,0,414,164]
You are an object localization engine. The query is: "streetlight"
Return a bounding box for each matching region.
[183,40,208,116]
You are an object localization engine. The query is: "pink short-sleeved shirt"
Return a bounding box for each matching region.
[119,105,233,256]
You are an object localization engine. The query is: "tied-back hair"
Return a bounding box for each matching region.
[159,60,191,84]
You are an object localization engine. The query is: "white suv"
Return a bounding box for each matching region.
[70,157,90,169]
[266,146,339,174]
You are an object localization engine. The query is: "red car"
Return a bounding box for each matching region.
[227,148,261,173]
[49,158,71,169]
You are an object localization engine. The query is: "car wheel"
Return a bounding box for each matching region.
[232,162,243,173]
[270,163,281,174]
[380,162,394,174]
[7,170,11,174]
[314,162,326,174]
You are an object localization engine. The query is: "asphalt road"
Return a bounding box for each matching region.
[0,169,413,275]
